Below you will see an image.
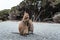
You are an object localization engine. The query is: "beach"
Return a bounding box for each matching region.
[0,21,60,40]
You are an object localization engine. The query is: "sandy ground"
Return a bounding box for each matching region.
[0,21,60,40]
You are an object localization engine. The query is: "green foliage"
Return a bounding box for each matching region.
[10,6,17,12]
[19,1,26,8]
[55,0,60,4]
[0,9,10,16]
[24,0,40,2]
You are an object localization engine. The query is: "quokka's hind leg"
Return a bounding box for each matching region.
[18,26,24,35]
[23,26,29,35]
[19,29,27,36]
[19,28,24,35]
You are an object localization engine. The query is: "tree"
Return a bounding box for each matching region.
[0,9,10,16]
[0,9,10,21]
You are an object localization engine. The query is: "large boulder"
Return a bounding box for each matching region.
[53,12,60,23]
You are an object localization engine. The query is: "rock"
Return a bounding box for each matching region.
[53,12,60,23]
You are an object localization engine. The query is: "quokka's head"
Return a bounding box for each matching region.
[23,12,29,22]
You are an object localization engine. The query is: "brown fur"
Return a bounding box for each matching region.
[18,12,33,35]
